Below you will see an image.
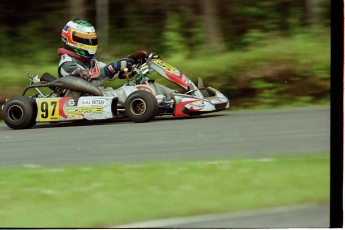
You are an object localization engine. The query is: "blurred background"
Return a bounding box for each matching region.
[0,0,330,111]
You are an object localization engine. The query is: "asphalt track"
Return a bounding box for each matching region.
[0,107,330,227]
[0,107,330,167]
[116,203,330,228]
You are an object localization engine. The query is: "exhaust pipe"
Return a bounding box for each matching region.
[48,76,103,96]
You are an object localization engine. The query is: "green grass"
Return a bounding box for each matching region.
[0,154,329,227]
[0,29,329,92]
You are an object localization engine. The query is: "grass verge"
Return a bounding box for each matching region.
[0,154,329,228]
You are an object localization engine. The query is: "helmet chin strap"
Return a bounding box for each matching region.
[57,48,90,62]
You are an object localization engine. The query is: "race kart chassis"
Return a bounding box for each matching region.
[2,54,229,129]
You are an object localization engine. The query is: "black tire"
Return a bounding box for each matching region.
[124,90,158,123]
[2,96,37,129]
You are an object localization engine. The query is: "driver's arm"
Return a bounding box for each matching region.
[58,61,89,79]
[103,58,135,80]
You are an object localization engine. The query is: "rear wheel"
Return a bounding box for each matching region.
[124,90,158,123]
[3,96,37,129]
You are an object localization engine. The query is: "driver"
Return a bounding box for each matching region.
[58,19,147,86]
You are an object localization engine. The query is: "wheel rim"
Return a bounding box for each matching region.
[130,98,147,115]
[7,105,24,122]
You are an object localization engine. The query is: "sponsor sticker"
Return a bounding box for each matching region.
[185,100,205,111]
[81,99,106,105]
[65,106,103,115]
[152,59,177,72]
[67,114,84,120]
[108,65,115,74]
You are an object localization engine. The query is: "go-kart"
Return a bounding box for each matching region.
[1,53,229,129]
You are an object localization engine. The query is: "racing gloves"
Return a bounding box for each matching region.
[104,58,135,79]
[104,51,148,80]
[128,50,147,64]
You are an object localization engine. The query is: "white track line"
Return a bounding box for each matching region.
[114,203,328,228]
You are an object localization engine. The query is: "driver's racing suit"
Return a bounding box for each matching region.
[57,48,176,102]
[58,48,132,87]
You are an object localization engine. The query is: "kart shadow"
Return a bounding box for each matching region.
[23,113,226,129]
[152,113,224,121]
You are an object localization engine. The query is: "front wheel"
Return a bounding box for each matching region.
[124,90,158,123]
[2,96,37,129]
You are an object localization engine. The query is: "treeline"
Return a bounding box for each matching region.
[0,0,330,59]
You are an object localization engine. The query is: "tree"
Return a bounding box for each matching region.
[201,0,226,53]
[70,0,87,20]
[96,0,109,54]
[305,0,321,25]
[300,0,321,27]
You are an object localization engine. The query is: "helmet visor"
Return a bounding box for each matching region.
[72,32,98,46]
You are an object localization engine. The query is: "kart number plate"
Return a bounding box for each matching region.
[37,98,60,122]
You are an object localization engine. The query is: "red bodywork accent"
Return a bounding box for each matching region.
[164,70,189,89]
[136,85,154,94]
[174,100,198,117]
[59,97,72,119]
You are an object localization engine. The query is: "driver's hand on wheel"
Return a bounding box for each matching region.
[104,58,135,79]
[128,50,147,64]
